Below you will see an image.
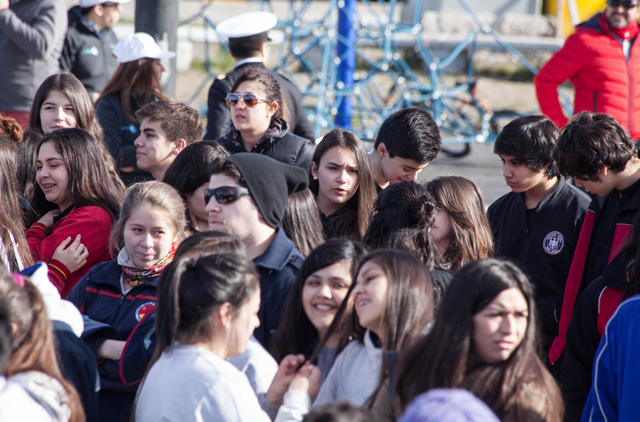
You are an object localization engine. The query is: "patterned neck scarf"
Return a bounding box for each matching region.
[118,244,176,288]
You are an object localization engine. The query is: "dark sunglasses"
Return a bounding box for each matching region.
[607,0,638,8]
[204,186,250,206]
[225,93,271,108]
[101,2,121,7]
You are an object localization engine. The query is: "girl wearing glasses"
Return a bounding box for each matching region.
[309,128,377,241]
[66,181,186,422]
[216,67,316,170]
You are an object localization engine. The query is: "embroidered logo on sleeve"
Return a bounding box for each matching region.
[543,231,564,255]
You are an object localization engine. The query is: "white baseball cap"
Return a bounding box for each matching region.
[112,32,176,64]
[79,0,130,9]
[216,11,278,39]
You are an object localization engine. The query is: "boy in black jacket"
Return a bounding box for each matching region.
[487,115,590,362]
[550,112,640,421]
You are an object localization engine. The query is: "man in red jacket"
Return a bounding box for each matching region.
[534,0,640,139]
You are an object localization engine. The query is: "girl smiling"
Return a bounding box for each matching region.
[26,128,124,297]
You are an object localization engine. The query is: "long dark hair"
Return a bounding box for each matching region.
[319,249,434,362]
[271,239,367,362]
[0,137,32,271]
[363,181,438,271]
[425,176,494,271]
[309,129,377,241]
[28,72,104,143]
[99,59,169,122]
[154,254,260,354]
[162,140,228,231]
[28,128,124,226]
[396,259,563,421]
[282,189,325,257]
[0,267,85,422]
[230,67,289,125]
[16,129,42,202]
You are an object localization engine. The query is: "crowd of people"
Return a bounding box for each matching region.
[2,1,640,422]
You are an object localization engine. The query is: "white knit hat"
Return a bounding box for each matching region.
[112,32,176,64]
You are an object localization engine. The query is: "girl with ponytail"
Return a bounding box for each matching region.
[362,180,451,299]
[135,254,321,421]
[67,181,186,422]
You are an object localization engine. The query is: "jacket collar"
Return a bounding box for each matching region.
[234,57,264,68]
[577,12,605,34]
[87,260,160,288]
[518,176,569,211]
[253,226,303,272]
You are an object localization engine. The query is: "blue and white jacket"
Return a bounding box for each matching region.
[581,295,640,422]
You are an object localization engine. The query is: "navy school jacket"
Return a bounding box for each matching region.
[67,260,158,392]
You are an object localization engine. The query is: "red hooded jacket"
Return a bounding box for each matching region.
[534,13,640,139]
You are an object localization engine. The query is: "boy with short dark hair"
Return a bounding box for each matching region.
[487,115,590,359]
[370,108,441,190]
[547,112,640,419]
[134,100,202,180]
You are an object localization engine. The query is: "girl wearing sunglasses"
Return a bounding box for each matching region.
[215,67,316,170]
[66,181,186,422]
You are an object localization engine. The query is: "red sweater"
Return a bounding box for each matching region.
[534,13,640,139]
[26,206,114,298]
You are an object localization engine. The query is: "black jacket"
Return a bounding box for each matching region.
[95,93,153,186]
[60,7,118,96]
[205,61,315,141]
[561,254,626,421]
[217,117,316,171]
[487,177,590,351]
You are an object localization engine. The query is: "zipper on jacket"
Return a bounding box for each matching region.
[108,292,129,327]
[593,92,598,112]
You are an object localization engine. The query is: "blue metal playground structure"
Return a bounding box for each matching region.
[183,0,560,155]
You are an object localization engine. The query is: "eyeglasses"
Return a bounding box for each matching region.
[101,2,121,8]
[204,186,250,206]
[225,93,271,108]
[607,0,638,8]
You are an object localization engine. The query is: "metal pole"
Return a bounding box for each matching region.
[135,0,179,97]
[335,0,356,129]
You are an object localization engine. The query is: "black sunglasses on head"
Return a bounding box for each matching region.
[204,186,250,206]
[607,0,638,8]
[225,93,271,108]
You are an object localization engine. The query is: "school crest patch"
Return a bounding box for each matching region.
[135,302,155,322]
[543,231,564,255]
